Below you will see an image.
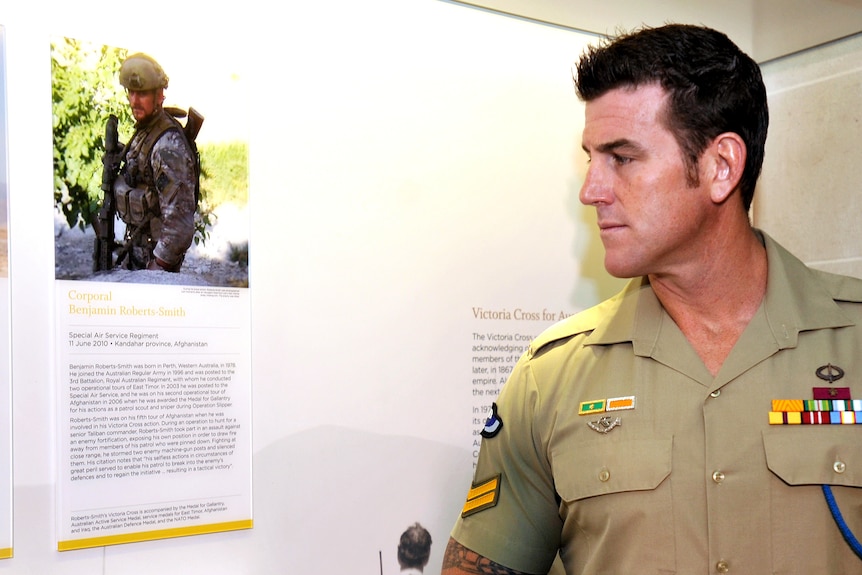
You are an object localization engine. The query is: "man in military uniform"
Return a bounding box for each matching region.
[443,24,862,574]
[113,53,196,272]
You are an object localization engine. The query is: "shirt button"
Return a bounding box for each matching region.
[710,390,721,398]
[834,461,846,474]
[716,560,730,573]
[712,471,725,484]
[598,468,610,482]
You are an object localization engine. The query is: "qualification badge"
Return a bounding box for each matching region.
[580,396,634,433]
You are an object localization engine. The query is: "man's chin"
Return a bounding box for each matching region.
[603,257,640,280]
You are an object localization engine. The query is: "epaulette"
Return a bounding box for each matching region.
[814,268,862,303]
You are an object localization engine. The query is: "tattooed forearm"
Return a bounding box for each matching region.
[441,537,529,575]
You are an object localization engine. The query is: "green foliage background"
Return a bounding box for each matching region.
[52,38,132,231]
[199,141,248,207]
[194,141,249,246]
[51,38,249,246]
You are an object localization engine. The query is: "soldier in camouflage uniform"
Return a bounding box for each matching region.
[113,53,196,272]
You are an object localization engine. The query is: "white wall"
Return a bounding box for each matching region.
[0,1,618,573]
[756,32,862,279]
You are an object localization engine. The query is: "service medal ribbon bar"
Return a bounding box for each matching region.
[769,388,861,425]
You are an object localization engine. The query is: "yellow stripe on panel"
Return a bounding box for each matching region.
[58,519,253,551]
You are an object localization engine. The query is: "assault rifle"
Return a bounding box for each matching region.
[93,114,122,271]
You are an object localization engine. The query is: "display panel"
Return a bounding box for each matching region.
[51,36,252,551]
[0,22,13,561]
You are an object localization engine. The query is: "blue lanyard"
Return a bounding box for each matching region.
[823,485,862,560]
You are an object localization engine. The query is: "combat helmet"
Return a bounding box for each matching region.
[119,53,169,91]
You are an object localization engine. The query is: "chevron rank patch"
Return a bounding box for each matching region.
[461,474,501,518]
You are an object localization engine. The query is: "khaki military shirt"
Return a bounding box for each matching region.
[452,231,862,574]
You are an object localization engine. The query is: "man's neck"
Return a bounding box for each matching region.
[135,107,164,130]
[648,225,768,377]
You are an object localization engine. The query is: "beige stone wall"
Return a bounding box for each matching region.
[755,33,862,279]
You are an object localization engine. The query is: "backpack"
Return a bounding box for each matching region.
[167,106,204,207]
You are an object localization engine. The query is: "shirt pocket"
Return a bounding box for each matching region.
[763,427,861,487]
[552,438,675,574]
[762,428,862,573]
[553,438,672,499]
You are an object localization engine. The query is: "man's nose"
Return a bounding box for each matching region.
[579,164,611,206]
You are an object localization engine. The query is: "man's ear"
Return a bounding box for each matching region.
[708,133,746,204]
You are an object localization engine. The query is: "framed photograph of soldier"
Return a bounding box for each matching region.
[51,36,253,551]
[51,37,249,288]
[0,23,13,560]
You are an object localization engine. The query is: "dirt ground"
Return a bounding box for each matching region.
[54,204,248,287]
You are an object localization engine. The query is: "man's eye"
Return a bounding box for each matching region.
[613,154,632,166]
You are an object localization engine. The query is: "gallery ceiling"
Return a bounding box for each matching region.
[449,0,862,62]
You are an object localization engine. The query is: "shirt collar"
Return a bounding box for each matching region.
[759,230,856,347]
[585,229,857,354]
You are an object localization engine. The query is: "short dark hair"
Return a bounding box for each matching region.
[397,522,432,569]
[574,24,768,211]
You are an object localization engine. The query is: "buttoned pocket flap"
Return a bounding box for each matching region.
[763,428,862,487]
[553,438,672,501]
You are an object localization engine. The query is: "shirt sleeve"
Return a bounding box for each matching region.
[450,355,562,574]
[150,130,196,266]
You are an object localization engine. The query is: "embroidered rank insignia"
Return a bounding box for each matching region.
[461,474,501,518]
[480,403,503,438]
[578,399,606,415]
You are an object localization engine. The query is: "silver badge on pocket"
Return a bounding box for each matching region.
[588,416,622,434]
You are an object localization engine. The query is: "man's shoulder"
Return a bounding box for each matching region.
[527,295,623,359]
[150,116,196,166]
[764,231,862,304]
[809,267,862,303]
[133,111,187,157]
[153,128,191,153]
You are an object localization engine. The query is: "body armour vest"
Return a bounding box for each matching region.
[122,109,186,193]
[115,109,190,228]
